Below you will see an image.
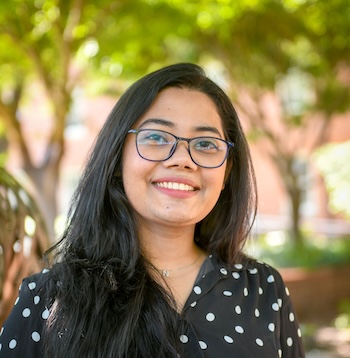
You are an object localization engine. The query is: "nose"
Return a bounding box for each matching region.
[163,141,198,170]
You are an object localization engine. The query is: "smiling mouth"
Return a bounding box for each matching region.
[153,182,196,191]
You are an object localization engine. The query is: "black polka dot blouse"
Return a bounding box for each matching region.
[0,255,305,357]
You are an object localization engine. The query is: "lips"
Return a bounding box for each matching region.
[153,181,196,191]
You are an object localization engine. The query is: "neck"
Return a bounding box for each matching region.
[138,222,207,312]
[138,223,202,271]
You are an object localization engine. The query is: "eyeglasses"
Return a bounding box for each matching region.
[127,128,234,168]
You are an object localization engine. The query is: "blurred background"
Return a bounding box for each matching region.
[0,0,349,356]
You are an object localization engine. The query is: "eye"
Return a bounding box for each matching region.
[139,130,172,145]
[193,138,219,152]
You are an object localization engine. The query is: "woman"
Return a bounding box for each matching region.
[0,63,304,357]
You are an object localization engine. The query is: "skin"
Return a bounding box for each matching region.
[122,87,228,309]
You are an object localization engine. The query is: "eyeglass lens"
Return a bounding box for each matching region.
[134,129,230,168]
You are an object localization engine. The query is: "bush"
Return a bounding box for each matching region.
[249,232,350,269]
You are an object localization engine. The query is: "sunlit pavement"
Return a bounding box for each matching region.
[306,326,350,358]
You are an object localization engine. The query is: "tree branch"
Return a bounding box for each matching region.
[0,96,32,166]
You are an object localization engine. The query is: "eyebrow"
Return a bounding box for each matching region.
[139,118,174,128]
[139,118,223,137]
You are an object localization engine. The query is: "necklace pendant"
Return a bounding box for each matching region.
[162,269,170,277]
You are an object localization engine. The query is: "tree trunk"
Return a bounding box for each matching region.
[273,156,305,245]
[24,146,62,242]
[288,183,304,245]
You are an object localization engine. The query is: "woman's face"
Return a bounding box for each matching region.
[122,87,228,232]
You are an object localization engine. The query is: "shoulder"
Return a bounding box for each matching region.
[0,269,53,356]
[15,268,56,307]
[249,259,285,284]
[21,268,52,295]
[209,254,288,293]
[10,268,53,317]
[211,254,283,277]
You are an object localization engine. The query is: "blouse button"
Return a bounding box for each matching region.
[193,286,202,295]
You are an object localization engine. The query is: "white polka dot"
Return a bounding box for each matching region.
[42,268,50,274]
[0,327,4,335]
[179,335,188,343]
[234,264,243,269]
[249,268,258,274]
[223,290,232,296]
[267,275,275,283]
[297,328,302,337]
[42,308,50,320]
[28,282,36,290]
[235,305,242,314]
[22,308,31,318]
[289,312,295,322]
[190,301,197,307]
[14,297,19,305]
[32,331,41,342]
[287,337,293,346]
[272,303,279,311]
[259,287,263,295]
[34,296,40,305]
[232,272,240,279]
[285,287,290,296]
[268,323,275,332]
[199,340,207,349]
[193,286,202,295]
[278,298,283,307]
[255,308,260,317]
[220,268,228,275]
[206,313,215,322]
[9,339,17,349]
[0,343,2,350]
[256,338,264,346]
[278,349,282,357]
[224,335,233,343]
[243,288,248,296]
[235,325,244,334]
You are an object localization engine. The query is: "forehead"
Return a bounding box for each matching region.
[134,87,224,135]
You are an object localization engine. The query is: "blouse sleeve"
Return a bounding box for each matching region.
[0,272,49,357]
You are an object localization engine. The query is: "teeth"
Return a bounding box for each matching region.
[155,182,195,191]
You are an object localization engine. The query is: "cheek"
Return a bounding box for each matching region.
[122,168,145,217]
[205,168,227,203]
[121,143,141,200]
[213,165,227,190]
[122,148,155,211]
[122,159,143,195]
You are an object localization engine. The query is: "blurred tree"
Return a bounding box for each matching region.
[0,0,189,238]
[1,0,349,244]
[175,0,350,243]
[314,141,350,220]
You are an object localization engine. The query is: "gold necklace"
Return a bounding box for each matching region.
[151,254,201,277]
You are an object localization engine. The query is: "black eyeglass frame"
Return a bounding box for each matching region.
[127,128,234,169]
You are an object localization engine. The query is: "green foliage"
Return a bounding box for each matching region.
[335,300,350,329]
[252,233,350,268]
[87,0,197,83]
[0,0,349,238]
[313,142,350,219]
[1,0,349,101]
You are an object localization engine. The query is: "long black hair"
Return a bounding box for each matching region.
[43,63,257,357]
